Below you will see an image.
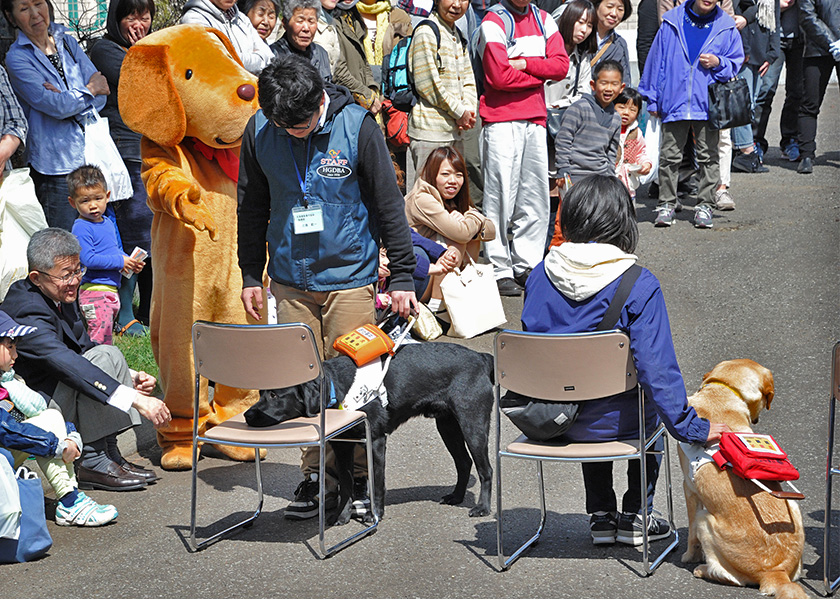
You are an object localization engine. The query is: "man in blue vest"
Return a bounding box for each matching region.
[238,55,417,520]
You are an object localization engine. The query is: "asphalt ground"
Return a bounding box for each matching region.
[2,89,839,599]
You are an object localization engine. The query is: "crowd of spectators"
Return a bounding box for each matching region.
[0,0,837,553]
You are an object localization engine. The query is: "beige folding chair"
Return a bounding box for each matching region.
[189,321,378,556]
[494,329,677,574]
[824,341,840,594]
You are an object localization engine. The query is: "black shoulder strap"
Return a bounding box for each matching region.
[415,19,441,51]
[594,264,642,331]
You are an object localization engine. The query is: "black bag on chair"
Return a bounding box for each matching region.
[707,78,752,130]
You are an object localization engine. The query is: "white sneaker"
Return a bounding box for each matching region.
[55,491,118,527]
[714,188,735,211]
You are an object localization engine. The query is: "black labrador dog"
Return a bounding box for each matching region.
[244,342,494,524]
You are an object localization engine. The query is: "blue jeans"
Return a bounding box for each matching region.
[754,38,804,150]
[732,64,764,150]
[30,169,75,232]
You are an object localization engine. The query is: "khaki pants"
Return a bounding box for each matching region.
[270,281,375,487]
[659,120,719,209]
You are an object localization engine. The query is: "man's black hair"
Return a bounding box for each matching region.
[258,55,325,129]
[592,58,623,81]
[561,174,638,253]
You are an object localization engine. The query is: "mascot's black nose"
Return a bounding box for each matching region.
[237,84,256,101]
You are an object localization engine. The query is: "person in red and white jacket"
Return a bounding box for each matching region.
[477,0,568,297]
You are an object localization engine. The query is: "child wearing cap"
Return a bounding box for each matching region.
[0,310,119,527]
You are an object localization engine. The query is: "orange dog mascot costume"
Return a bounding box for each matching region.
[118,24,264,470]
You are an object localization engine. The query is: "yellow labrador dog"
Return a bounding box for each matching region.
[679,359,806,599]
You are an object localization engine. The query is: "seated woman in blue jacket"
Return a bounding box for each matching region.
[519,174,727,546]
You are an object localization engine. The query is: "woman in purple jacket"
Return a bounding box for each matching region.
[520,175,727,546]
[638,0,744,229]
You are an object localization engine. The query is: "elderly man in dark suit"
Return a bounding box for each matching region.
[1,228,171,491]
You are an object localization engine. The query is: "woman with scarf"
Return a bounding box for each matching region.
[88,0,155,337]
[331,0,382,113]
[730,0,781,173]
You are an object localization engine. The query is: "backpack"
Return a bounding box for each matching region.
[381,19,442,113]
[469,1,547,97]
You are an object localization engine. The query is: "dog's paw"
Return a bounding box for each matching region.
[693,565,709,580]
[440,492,465,506]
[469,505,491,517]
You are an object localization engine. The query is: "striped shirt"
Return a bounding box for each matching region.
[408,12,478,142]
[0,65,27,160]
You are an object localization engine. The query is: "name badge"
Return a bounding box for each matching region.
[293,204,324,234]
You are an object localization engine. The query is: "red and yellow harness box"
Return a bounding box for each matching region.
[333,324,395,367]
[713,432,799,482]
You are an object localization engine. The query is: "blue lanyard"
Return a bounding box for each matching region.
[288,136,313,207]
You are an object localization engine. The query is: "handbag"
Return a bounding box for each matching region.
[81,111,134,201]
[439,255,506,339]
[411,302,443,340]
[0,168,47,302]
[0,464,52,563]
[707,78,752,131]
[546,107,567,141]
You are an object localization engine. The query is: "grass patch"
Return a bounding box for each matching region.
[114,330,162,396]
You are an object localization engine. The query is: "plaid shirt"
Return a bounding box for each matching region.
[0,65,27,148]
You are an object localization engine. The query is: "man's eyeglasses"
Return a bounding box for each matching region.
[37,266,86,284]
[277,111,316,131]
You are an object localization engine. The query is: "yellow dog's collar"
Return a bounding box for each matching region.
[700,381,745,402]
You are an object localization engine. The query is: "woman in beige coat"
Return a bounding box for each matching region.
[404,146,494,309]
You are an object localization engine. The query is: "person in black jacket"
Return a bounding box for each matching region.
[751,0,804,161]
[730,0,781,173]
[238,55,416,520]
[796,0,840,173]
[0,228,170,492]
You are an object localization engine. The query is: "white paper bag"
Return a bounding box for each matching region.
[640,115,660,187]
[439,257,506,339]
[0,168,48,301]
[83,112,133,201]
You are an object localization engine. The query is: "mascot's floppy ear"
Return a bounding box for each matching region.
[205,26,246,69]
[118,44,187,147]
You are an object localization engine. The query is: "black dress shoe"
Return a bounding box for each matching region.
[118,459,159,483]
[497,277,523,297]
[797,156,813,174]
[77,462,147,492]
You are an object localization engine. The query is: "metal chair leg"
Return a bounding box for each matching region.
[643,434,678,575]
[826,383,840,593]
[318,417,380,559]
[497,458,547,571]
[189,441,264,551]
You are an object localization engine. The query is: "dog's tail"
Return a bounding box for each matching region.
[758,571,807,599]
